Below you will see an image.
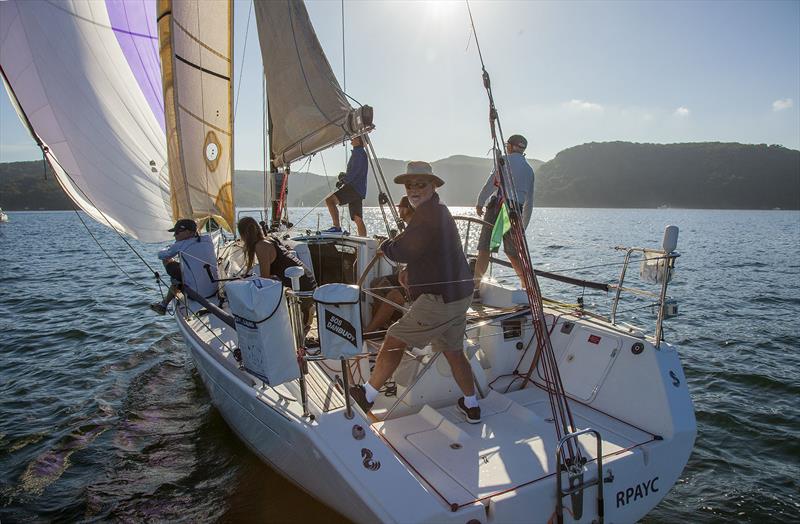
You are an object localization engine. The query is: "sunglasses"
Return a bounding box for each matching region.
[404,181,429,189]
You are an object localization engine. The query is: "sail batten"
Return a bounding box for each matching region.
[254,0,373,168]
[158,0,234,232]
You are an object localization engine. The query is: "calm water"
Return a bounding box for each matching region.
[1,208,798,522]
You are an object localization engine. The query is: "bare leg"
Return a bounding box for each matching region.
[365,289,405,332]
[508,255,527,289]
[353,215,367,237]
[442,350,476,397]
[325,194,340,228]
[367,335,406,390]
[474,249,490,288]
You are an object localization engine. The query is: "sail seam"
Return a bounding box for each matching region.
[175,54,230,82]
[44,0,158,40]
[172,19,229,62]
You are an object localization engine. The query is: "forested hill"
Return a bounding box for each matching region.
[536,142,800,209]
[1,142,798,210]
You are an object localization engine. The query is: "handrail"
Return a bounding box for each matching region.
[611,247,680,347]
[556,428,604,524]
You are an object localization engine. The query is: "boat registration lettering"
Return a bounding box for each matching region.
[616,476,658,507]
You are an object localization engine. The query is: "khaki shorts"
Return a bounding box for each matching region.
[387,293,471,352]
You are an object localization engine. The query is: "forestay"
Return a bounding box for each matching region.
[0,0,173,243]
[254,0,373,168]
[157,0,235,232]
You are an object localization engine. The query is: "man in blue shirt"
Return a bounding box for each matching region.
[324,136,368,236]
[474,134,535,289]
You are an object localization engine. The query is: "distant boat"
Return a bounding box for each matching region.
[0,208,8,222]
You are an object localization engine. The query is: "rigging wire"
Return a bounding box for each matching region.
[465,0,583,466]
[341,0,348,169]
[71,208,155,293]
[233,0,253,119]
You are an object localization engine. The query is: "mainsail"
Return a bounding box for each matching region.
[254,0,373,168]
[0,0,173,243]
[157,0,235,232]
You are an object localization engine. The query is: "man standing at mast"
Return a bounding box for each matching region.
[324,136,368,236]
[473,134,535,288]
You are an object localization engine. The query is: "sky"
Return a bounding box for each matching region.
[1,0,798,174]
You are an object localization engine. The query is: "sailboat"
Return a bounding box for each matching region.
[1,1,695,522]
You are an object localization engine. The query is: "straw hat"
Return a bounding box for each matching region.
[393,161,444,187]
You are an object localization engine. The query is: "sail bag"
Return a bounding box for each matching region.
[226,278,299,386]
[314,284,363,360]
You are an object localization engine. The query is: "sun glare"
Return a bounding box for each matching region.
[425,0,459,20]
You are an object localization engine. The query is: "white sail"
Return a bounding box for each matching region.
[157,0,235,232]
[0,0,173,243]
[254,0,373,168]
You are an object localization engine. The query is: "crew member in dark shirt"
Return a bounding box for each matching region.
[324,136,368,236]
[349,161,482,423]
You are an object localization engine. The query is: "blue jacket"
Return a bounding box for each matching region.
[342,145,368,198]
[381,193,473,303]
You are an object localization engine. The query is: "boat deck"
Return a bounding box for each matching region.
[374,387,655,509]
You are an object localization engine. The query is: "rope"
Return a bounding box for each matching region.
[71,208,157,292]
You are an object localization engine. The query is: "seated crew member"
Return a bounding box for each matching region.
[364,197,415,333]
[150,218,219,315]
[349,161,482,424]
[237,216,317,329]
[324,136,368,236]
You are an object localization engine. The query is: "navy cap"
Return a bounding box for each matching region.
[168,218,197,233]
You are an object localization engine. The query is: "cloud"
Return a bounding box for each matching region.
[564,99,604,113]
[674,107,690,117]
[772,98,793,111]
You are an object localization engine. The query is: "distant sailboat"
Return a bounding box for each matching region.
[1,1,695,522]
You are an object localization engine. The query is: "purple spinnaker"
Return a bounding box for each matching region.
[105,0,164,132]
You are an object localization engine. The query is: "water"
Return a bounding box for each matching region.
[1,208,798,522]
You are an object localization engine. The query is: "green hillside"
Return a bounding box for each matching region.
[536,142,800,209]
[2,142,798,210]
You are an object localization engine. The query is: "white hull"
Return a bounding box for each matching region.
[174,251,695,524]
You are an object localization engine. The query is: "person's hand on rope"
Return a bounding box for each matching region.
[476,205,484,217]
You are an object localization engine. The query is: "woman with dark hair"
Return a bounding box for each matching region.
[236,216,317,328]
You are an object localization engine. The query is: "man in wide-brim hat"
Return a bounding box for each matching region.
[350,161,483,423]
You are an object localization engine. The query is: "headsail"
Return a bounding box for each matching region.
[0,0,173,243]
[254,0,373,168]
[157,0,235,232]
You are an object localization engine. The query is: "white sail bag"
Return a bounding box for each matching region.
[313,284,362,359]
[225,278,300,386]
